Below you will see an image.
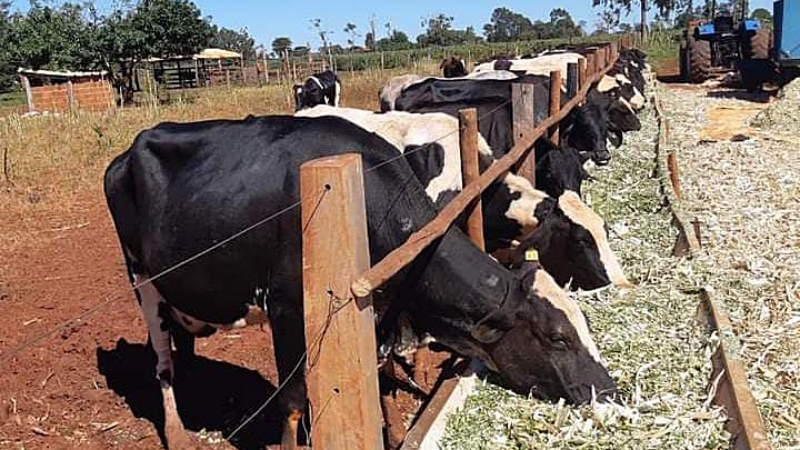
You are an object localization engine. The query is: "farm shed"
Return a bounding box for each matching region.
[140,48,246,90]
[17,68,115,113]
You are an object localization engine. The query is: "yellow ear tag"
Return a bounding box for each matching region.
[525,249,539,262]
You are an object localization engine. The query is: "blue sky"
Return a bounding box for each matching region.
[12,0,776,49]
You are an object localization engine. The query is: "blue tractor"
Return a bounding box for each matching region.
[681,0,800,89]
[772,1,800,82]
[680,0,771,85]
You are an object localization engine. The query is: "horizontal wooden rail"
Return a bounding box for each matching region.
[351,45,617,298]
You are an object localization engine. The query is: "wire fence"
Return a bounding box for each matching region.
[0,41,617,440]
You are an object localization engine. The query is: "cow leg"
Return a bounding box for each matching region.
[269,303,307,450]
[135,274,197,450]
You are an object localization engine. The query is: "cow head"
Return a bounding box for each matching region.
[511,191,630,291]
[470,263,618,403]
[441,57,468,78]
[588,89,641,149]
[293,79,326,112]
[564,103,611,166]
[534,138,590,197]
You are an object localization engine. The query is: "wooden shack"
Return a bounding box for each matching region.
[142,48,245,90]
[18,68,115,113]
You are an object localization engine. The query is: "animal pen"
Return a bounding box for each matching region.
[17,68,115,114]
[298,43,615,449]
[296,40,771,449]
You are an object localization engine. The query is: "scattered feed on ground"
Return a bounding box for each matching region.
[441,87,730,450]
[661,82,800,448]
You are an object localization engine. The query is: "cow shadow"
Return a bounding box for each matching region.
[97,338,283,450]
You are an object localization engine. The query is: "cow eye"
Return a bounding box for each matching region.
[549,333,569,349]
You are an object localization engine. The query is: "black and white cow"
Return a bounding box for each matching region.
[392,74,614,165]
[440,57,468,78]
[104,116,617,449]
[296,105,630,290]
[293,70,341,111]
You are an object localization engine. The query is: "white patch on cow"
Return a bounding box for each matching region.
[295,86,303,96]
[618,96,636,114]
[296,105,494,204]
[597,75,619,93]
[309,76,324,90]
[631,61,640,69]
[466,70,519,80]
[531,269,603,363]
[503,174,546,233]
[334,81,341,107]
[615,73,632,85]
[557,191,631,288]
[629,86,645,110]
[133,273,187,440]
[379,74,423,111]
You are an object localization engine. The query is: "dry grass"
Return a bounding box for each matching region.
[0,65,437,230]
[659,83,800,449]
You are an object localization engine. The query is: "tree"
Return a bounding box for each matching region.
[751,8,772,25]
[483,7,534,42]
[272,36,292,57]
[593,0,682,42]
[95,0,211,103]
[0,2,14,91]
[209,25,255,59]
[549,8,584,38]
[8,2,98,72]
[364,31,375,50]
[344,22,359,48]
[310,18,333,65]
[417,13,481,46]
[375,30,412,50]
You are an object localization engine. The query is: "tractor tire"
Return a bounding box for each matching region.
[688,36,712,83]
[742,28,770,60]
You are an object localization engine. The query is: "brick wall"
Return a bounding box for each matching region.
[30,79,115,113]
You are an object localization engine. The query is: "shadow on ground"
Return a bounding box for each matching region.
[706,89,775,103]
[97,338,283,450]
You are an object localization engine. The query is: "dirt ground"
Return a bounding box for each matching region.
[0,184,290,450]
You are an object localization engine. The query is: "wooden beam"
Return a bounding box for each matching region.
[549,70,562,145]
[458,108,485,251]
[301,154,383,450]
[699,289,772,450]
[511,83,536,187]
[578,58,588,94]
[351,60,616,299]
[586,52,596,79]
[566,62,579,99]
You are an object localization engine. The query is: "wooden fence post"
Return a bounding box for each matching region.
[66,79,75,111]
[578,58,587,95]
[586,52,595,79]
[512,83,536,187]
[566,62,579,99]
[300,154,384,450]
[549,70,562,145]
[20,74,34,113]
[459,108,485,250]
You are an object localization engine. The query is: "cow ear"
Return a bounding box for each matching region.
[471,308,514,344]
[608,130,623,148]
